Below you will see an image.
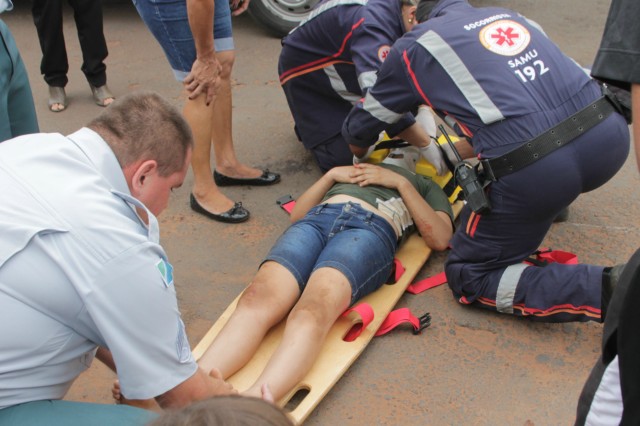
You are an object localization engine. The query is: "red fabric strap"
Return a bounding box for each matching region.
[341,303,375,342]
[390,258,405,283]
[535,247,578,264]
[525,247,579,266]
[375,307,431,336]
[281,200,296,214]
[406,271,448,294]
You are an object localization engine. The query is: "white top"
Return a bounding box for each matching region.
[0,128,197,409]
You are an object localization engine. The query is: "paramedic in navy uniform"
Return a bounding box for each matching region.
[343,0,630,322]
[278,0,425,172]
[0,91,234,425]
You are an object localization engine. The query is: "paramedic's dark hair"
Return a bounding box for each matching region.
[416,0,439,22]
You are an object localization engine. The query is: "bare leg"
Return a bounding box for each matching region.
[244,267,352,401]
[211,50,263,179]
[198,262,300,378]
[184,90,236,214]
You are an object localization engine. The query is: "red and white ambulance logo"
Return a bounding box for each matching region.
[378,45,391,62]
[479,20,530,56]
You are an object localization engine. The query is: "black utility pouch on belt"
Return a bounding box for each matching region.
[438,125,492,215]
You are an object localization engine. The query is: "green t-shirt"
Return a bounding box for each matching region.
[321,164,453,242]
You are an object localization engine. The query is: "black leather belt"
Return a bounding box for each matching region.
[480,95,616,181]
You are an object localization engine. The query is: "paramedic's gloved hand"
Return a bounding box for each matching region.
[353,145,376,165]
[420,142,447,175]
[416,105,437,139]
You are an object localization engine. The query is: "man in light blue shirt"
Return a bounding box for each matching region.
[0,91,234,425]
[0,0,38,142]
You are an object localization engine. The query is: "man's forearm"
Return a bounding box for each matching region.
[290,173,336,222]
[96,347,117,373]
[396,181,453,251]
[156,367,234,409]
[397,123,430,148]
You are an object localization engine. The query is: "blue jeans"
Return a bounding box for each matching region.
[264,202,398,304]
[133,0,233,81]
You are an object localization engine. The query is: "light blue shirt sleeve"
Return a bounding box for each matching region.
[0,0,13,14]
[87,186,197,400]
[86,243,198,400]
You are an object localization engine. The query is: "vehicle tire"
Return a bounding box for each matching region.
[248,0,319,37]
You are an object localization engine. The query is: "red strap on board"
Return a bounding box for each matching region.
[390,258,405,283]
[341,304,431,339]
[341,303,375,342]
[406,271,448,294]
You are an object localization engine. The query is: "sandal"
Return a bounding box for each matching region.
[90,84,115,107]
[48,86,67,112]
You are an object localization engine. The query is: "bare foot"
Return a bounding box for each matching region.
[50,103,66,112]
[91,84,115,107]
[208,367,238,395]
[112,380,160,411]
[101,97,115,107]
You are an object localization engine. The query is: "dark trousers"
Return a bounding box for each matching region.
[309,133,354,173]
[575,248,640,424]
[31,0,108,88]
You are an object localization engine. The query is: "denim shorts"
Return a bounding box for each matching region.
[264,202,399,305]
[133,0,234,81]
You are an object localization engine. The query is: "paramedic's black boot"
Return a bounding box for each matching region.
[601,263,625,321]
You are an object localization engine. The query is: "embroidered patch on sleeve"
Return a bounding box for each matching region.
[156,258,174,288]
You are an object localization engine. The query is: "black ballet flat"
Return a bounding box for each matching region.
[189,194,250,223]
[213,169,281,187]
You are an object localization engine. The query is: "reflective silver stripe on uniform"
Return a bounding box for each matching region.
[289,0,369,34]
[325,65,361,104]
[358,70,377,91]
[496,263,529,313]
[416,31,504,124]
[363,91,403,123]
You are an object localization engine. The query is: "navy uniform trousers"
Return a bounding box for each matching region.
[445,104,629,323]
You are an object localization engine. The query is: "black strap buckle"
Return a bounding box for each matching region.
[413,312,432,335]
[479,159,497,182]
